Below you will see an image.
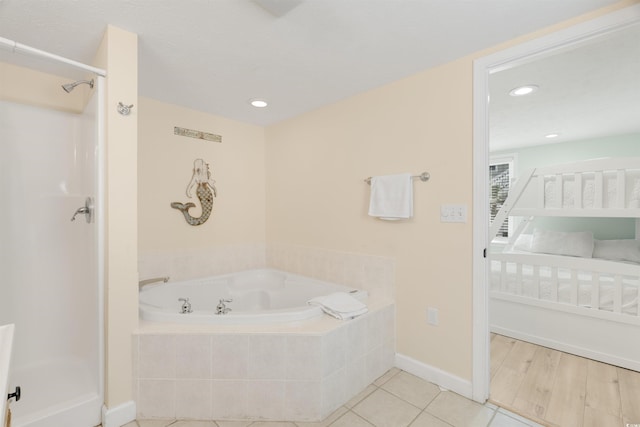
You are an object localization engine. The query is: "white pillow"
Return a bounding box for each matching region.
[593,239,640,264]
[530,229,594,258]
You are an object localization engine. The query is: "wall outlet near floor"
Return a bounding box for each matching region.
[427,307,439,326]
[440,204,467,223]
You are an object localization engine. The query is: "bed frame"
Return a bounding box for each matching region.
[490,157,640,371]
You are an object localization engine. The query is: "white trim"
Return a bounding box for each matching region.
[472,3,640,404]
[395,353,472,399]
[472,72,490,403]
[101,401,136,427]
[0,324,15,425]
[477,6,640,76]
[96,75,107,422]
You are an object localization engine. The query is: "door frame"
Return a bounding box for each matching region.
[471,3,640,402]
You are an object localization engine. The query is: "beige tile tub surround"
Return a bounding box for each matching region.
[139,244,396,299]
[126,368,544,427]
[138,244,267,283]
[133,302,395,422]
[267,244,396,301]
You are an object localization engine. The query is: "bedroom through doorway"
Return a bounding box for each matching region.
[473,4,640,426]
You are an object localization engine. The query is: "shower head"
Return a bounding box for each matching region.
[61,79,94,93]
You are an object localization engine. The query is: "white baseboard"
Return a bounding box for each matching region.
[102,401,136,427]
[395,353,473,400]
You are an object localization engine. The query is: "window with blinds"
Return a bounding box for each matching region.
[490,159,513,238]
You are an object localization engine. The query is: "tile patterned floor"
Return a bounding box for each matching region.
[121,368,545,427]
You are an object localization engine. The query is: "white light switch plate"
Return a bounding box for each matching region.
[440,205,467,223]
[427,307,439,326]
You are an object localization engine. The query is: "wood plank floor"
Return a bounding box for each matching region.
[490,334,640,427]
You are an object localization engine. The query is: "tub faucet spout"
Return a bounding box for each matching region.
[139,276,170,289]
[216,299,233,315]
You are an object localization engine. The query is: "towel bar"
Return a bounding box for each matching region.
[365,172,430,185]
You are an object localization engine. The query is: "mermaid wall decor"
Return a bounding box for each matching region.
[171,158,217,226]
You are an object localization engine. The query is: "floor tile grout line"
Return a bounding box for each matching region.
[417,389,446,424]
[344,369,444,427]
[485,403,503,427]
[419,398,457,427]
[490,399,554,427]
[494,405,548,427]
[405,407,426,427]
[368,371,451,425]
[348,408,375,426]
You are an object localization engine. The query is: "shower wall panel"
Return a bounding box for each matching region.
[0,98,101,427]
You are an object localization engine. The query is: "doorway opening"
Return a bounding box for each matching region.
[472,2,640,413]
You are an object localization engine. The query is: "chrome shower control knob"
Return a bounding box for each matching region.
[70,197,93,223]
[216,298,233,315]
[178,297,193,314]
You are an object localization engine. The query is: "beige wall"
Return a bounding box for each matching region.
[0,61,86,112]
[265,57,474,379]
[137,98,266,253]
[93,25,139,408]
[265,0,638,382]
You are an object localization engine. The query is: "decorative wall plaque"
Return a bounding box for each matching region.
[174,126,222,143]
[171,159,218,226]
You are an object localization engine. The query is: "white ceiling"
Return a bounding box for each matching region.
[0,0,636,150]
[489,22,640,152]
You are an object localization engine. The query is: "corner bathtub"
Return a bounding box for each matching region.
[134,268,395,421]
[139,268,368,324]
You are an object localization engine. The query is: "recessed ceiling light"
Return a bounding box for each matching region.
[249,98,268,108]
[545,133,560,139]
[509,85,539,97]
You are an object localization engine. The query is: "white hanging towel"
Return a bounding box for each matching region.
[308,292,368,320]
[368,173,413,220]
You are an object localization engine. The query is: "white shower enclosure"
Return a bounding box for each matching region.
[0,77,104,426]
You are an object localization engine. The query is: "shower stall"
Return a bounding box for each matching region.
[0,40,104,427]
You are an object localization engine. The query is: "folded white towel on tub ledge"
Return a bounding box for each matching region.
[308,292,369,320]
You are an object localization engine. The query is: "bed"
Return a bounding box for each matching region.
[489,157,640,371]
